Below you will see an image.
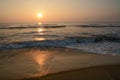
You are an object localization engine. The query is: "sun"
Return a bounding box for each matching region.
[37,13,43,18]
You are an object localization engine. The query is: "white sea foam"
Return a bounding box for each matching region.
[66,41,120,55]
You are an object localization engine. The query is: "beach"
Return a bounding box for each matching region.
[23,64,120,80]
[0,0,120,80]
[0,48,120,80]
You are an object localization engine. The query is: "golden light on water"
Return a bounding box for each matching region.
[34,54,48,65]
[34,28,45,41]
[38,22,42,25]
[31,50,52,76]
[35,38,45,41]
[38,28,44,32]
[38,28,44,35]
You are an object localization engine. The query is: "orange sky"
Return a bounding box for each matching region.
[0,0,120,23]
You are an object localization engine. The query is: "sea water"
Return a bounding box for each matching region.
[0,23,120,55]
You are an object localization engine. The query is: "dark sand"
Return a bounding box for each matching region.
[0,48,120,80]
[21,64,120,80]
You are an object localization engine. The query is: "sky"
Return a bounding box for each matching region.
[0,0,120,23]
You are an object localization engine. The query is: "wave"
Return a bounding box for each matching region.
[67,35,120,43]
[0,39,76,50]
[0,25,66,29]
[76,24,120,27]
[0,34,120,50]
[67,42,120,55]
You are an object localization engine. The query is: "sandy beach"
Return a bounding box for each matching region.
[18,48,120,80]
[22,64,120,80]
[0,48,120,80]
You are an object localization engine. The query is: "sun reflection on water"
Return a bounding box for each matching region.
[34,53,49,66]
[31,50,53,76]
[34,28,46,41]
[35,37,45,41]
[38,22,42,25]
[38,28,44,32]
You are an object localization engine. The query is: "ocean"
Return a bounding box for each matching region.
[0,23,120,55]
[0,23,120,80]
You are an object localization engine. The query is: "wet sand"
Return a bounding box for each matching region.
[0,48,120,80]
[22,64,120,80]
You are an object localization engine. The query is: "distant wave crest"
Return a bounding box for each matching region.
[0,24,65,29]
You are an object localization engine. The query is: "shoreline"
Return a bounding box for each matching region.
[21,64,120,80]
[0,47,120,80]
